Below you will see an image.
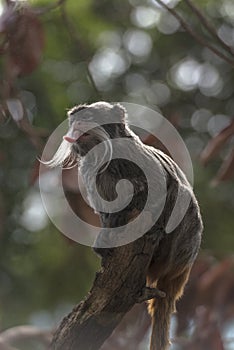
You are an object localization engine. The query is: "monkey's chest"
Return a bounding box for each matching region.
[79,161,147,214]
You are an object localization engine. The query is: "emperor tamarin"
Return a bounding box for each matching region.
[48,101,203,350]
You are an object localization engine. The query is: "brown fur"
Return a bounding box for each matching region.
[148,266,191,350]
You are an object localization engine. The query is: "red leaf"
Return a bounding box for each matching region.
[211,149,234,186]
[4,6,45,76]
[200,120,234,165]
[198,257,234,292]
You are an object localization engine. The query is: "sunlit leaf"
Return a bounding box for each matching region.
[6,98,24,121]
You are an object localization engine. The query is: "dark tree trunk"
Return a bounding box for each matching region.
[51,230,165,350]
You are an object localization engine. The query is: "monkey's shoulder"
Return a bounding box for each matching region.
[143,145,191,187]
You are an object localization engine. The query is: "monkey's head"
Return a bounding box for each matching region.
[46,102,130,168]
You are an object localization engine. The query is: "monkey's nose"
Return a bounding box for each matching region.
[63,128,81,143]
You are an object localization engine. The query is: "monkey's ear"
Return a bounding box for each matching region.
[112,103,127,123]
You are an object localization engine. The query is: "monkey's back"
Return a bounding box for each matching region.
[81,134,203,275]
[146,147,203,283]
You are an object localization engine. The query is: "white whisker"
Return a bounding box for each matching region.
[90,127,113,173]
[40,139,78,168]
[41,124,113,173]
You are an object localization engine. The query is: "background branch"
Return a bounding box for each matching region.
[184,0,234,57]
[0,326,52,347]
[36,0,67,15]
[155,0,234,66]
[0,339,18,350]
[60,3,102,100]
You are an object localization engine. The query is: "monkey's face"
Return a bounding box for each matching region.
[64,119,105,157]
[63,102,127,157]
[46,102,128,168]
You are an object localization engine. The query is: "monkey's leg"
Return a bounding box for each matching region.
[148,267,191,350]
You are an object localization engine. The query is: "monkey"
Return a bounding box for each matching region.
[47,101,203,350]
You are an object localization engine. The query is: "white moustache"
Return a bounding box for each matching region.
[42,122,113,171]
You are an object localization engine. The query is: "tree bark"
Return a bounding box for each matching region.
[51,230,165,350]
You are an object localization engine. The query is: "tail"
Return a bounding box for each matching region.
[148,296,173,350]
[148,268,191,350]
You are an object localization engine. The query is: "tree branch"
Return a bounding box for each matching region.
[155,0,234,66]
[51,229,165,350]
[36,0,67,15]
[184,0,234,57]
[60,3,102,100]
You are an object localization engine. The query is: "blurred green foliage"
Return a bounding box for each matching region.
[0,0,233,332]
